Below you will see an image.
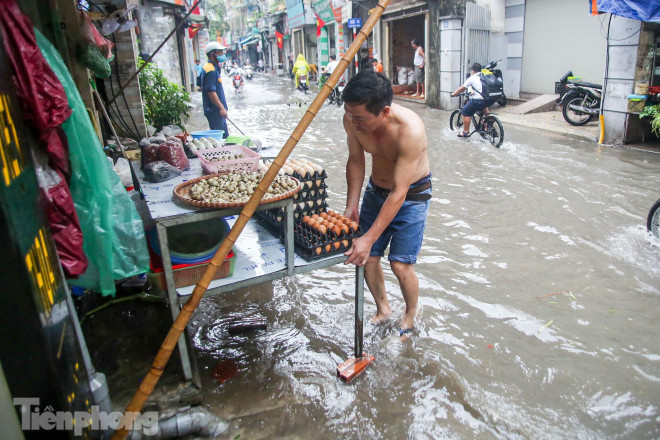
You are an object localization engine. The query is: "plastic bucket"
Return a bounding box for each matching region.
[191,130,225,140]
[148,217,230,265]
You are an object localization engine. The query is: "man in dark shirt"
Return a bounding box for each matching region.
[200,42,229,138]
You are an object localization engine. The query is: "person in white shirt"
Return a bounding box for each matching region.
[326,54,339,75]
[450,63,491,137]
[411,39,425,98]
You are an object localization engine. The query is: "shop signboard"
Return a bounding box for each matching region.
[319,26,329,66]
[313,0,335,24]
[286,0,305,29]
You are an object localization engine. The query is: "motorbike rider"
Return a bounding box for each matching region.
[229,62,244,78]
[450,63,491,138]
[292,54,310,89]
[200,42,229,138]
[326,54,339,75]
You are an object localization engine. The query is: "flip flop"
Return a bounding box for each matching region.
[457,132,470,138]
[398,327,414,337]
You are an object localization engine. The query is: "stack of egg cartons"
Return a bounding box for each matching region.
[254,159,328,236]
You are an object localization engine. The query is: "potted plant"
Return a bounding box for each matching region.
[639,104,660,137]
[137,58,191,132]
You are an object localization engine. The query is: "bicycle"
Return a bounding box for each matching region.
[449,93,504,148]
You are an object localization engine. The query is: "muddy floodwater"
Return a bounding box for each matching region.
[186,74,660,439]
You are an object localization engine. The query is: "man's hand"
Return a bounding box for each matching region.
[344,235,374,266]
[344,206,359,223]
[219,107,228,117]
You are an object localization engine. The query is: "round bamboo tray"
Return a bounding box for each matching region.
[173,173,300,209]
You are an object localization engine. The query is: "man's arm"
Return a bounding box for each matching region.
[451,85,467,97]
[419,47,425,67]
[207,92,227,117]
[343,114,365,223]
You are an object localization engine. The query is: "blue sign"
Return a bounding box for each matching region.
[347,18,362,29]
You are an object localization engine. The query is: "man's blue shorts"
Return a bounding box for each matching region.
[359,174,432,264]
[461,98,488,117]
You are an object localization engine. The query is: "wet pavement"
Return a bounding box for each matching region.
[92,72,660,439]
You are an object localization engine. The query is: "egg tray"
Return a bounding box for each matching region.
[286,170,327,191]
[293,223,362,261]
[292,182,327,202]
[254,200,329,237]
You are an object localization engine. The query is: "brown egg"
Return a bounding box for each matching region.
[319,212,328,219]
[326,217,336,224]
[332,241,340,250]
[307,218,316,227]
[302,215,310,223]
[331,225,342,236]
[312,222,320,230]
[321,220,330,228]
[315,246,322,255]
[349,222,358,232]
[341,239,349,248]
[325,243,332,252]
[311,214,319,220]
[318,225,327,235]
[341,224,349,234]
[327,210,336,217]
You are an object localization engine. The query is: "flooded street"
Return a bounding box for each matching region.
[187,74,660,439]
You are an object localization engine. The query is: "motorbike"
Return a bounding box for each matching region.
[556,70,602,126]
[297,74,309,94]
[482,60,507,106]
[327,76,346,106]
[245,66,254,80]
[648,198,660,239]
[232,73,244,94]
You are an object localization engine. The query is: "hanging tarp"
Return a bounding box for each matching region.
[286,0,306,29]
[590,0,660,23]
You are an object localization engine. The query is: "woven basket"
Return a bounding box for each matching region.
[196,145,260,175]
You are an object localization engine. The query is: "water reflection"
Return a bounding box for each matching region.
[186,74,660,439]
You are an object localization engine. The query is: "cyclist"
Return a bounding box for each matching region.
[451,63,490,137]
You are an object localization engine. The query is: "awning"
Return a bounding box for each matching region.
[590,0,660,22]
[239,36,259,45]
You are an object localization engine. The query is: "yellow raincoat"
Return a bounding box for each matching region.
[292,54,310,88]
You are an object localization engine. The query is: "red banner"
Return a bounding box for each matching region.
[316,13,325,37]
[275,31,284,49]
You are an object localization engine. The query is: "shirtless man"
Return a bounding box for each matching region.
[342,70,431,334]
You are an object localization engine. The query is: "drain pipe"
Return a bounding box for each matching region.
[125,406,228,439]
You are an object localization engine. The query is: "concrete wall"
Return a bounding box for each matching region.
[440,17,463,109]
[504,0,524,99]
[602,17,642,145]
[138,2,183,87]
[521,0,606,94]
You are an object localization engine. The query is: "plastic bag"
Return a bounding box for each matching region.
[407,70,415,85]
[78,43,112,78]
[160,125,183,137]
[143,160,181,182]
[141,143,160,168]
[397,67,407,85]
[157,140,190,171]
[81,11,114,59]
[113,157,133,188]
[36,28,149,297]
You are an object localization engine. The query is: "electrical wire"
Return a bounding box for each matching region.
[111,33,143,139]
[599,12,641,41]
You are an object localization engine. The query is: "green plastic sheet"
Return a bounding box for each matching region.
[36,29,149,296]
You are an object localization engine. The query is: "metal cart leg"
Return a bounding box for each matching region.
[156,222,194,382]
[354,265,364,358]
[285,202,295,276]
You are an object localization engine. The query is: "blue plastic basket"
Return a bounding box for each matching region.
[191,130,225,140]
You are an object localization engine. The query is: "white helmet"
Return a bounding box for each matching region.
[205,42,226,54]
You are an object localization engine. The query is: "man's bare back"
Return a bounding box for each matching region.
[344,103,429,190]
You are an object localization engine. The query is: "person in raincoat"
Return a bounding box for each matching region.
[292,54,310,89]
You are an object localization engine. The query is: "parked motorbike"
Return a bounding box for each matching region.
[232,73,244,94]
[556,70,602,126]
[245,66,254,80]
[482,60,507,106]
[327,77,346,106]
[648,198,660,239]
[297,74,309,94]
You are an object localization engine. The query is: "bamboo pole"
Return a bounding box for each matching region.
[111,1,390,437]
